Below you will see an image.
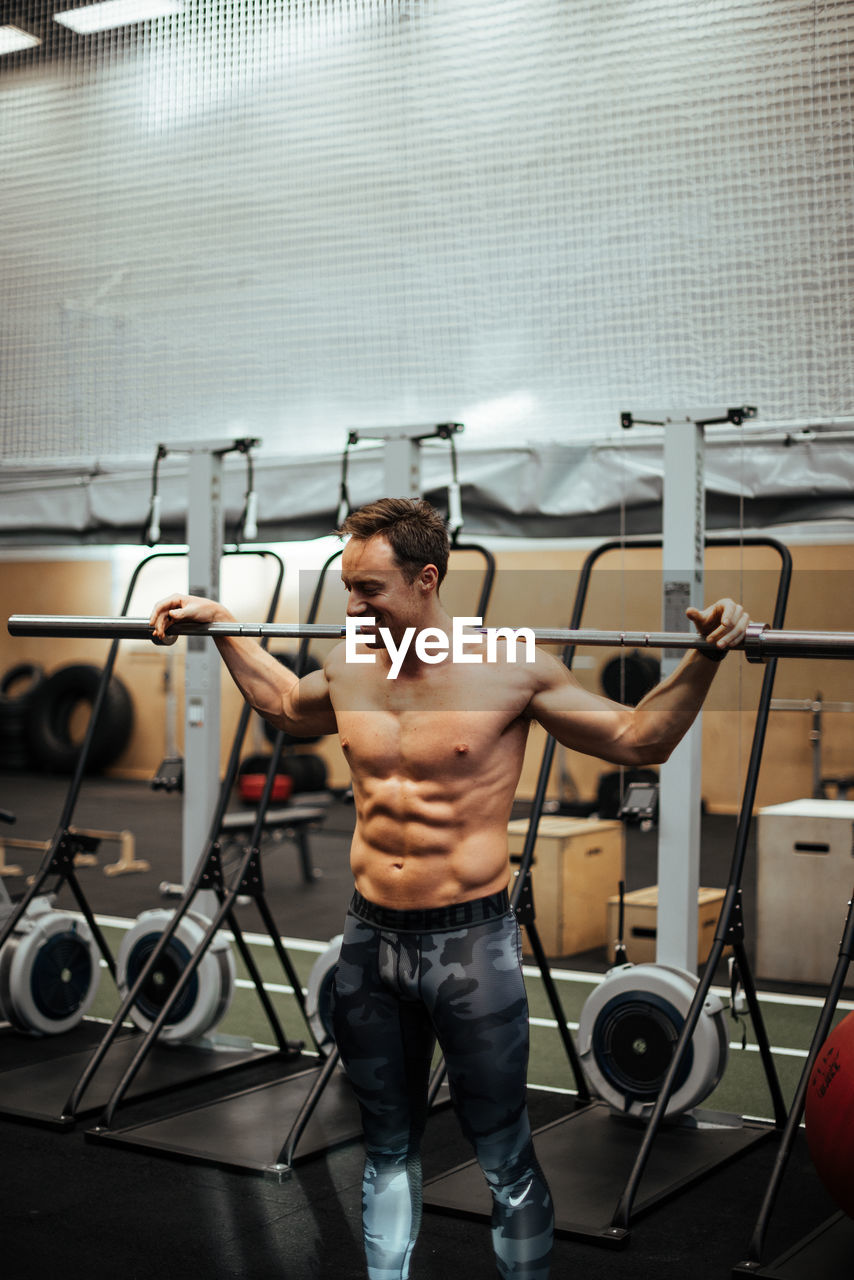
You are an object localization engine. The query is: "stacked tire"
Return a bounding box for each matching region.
[0,664,46,770]
[0,662,134,775]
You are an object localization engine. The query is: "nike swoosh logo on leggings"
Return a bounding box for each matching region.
[508,1180,533,1208]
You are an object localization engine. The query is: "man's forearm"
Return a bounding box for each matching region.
[214,634,295,727]
[630,649,722,760]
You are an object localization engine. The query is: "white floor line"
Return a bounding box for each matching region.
[93,913,328,954]
[528,1015,809,1058]
[94,914,852,1017]
[92,958,817,1061]
[525,964,600,983]
[743,987,854,1012]
[529,962,854,1011]
[92,914,135,930]
[234,977,301,996]
[94,959,311,1000]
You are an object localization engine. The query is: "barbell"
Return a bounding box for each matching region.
[7,614,854,661]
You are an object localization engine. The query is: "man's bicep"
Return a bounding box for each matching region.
[281,668,337,737]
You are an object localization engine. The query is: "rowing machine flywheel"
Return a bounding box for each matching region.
[305,934,342,1050]
[576,962,728,1120]
[0,897,101,1035]
[117,908,235,1044]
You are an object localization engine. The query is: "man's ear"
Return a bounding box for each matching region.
[419,563,439,593]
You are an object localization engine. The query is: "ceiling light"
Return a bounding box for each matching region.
[0,25,42,54]
[54,1,183,36]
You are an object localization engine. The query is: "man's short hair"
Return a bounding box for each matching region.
[338,498,450,586]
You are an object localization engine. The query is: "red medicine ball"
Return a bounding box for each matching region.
[804,1010,854,1219]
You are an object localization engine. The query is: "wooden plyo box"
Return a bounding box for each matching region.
[606,885,727,967]
[757,798,854,984]
[507,816,624,958]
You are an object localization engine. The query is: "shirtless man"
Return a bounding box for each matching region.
[150,498,748,1280]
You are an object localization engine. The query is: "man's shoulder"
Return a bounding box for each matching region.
[323,640,349,673]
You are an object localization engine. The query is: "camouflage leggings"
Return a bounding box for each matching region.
[331,888,553,1280]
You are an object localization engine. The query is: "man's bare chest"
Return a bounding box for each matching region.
[329,663,531,778]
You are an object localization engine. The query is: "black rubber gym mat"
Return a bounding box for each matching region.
[732,1212,854,1278]
[88,1064,364,1174]
[0,1028,272,1128]
[423,1097,773,1245]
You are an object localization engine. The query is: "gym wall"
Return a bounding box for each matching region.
[2,537,852,812]
[1,0,851,466]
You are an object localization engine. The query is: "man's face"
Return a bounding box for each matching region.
[341,535,428,649]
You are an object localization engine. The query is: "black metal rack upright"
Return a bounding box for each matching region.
[0,547,320,1129]
[732,897,854,1276]
[87,538,499,1176]
[424,534,794,1245]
